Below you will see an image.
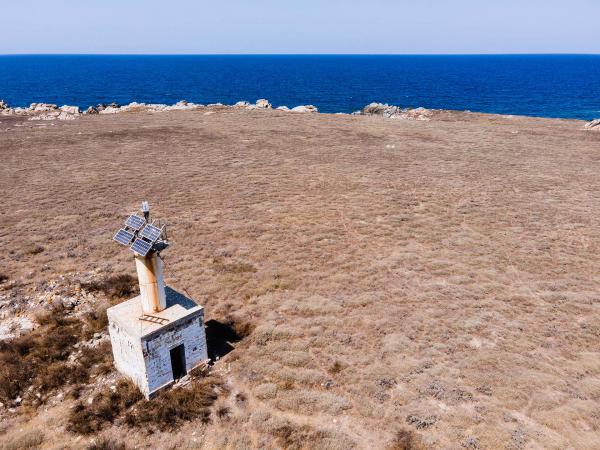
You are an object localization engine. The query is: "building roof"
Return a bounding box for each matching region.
[107,286,204,339]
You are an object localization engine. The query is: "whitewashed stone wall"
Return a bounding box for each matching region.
[109,311,208,398]
[108,321,150,394]
[143,313,208,395]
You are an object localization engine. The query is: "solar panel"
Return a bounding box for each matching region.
[139,224,162,243]
[113,228,135,246]
[125,215,146,231]
[131,238,153,257]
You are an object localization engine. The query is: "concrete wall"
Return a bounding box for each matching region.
[108,321,150,395]
[143,313,208,395]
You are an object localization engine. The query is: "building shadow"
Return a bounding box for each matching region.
[205,319,243,361]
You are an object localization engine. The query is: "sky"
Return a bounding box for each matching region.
[2,0,600,54]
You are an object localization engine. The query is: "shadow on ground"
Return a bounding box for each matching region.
[205,319,243,361]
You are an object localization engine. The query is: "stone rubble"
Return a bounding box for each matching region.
[0,270,105,341]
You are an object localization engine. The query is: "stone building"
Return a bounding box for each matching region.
[107,205,208,398]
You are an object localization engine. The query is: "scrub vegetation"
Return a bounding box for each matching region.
[1,107,599,448]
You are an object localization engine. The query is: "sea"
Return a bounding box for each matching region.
[0,55,599,120]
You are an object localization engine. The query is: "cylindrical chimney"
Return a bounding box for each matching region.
[135,252,167,314]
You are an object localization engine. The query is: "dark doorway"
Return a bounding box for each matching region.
[170,344,187,380]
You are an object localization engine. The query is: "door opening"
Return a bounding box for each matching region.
[170,344,187,380]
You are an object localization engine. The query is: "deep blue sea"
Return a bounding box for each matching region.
[0,55,599,119]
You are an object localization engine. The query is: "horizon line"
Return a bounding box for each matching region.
[1,52,600,57]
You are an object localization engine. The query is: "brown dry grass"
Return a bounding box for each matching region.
[0,304,112,405]
[1,108,600,448]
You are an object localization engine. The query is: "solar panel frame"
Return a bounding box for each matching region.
[139,224,162,243]
[125,215,146,231]
[113,228,135,246]
[131,238,153,257]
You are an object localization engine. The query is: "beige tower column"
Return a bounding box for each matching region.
[135,252,167,314]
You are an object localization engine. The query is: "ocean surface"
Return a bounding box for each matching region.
[0,55,599,120]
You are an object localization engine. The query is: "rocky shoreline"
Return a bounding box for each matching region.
[1,98,598,129]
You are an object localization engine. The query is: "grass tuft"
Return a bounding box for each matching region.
[80,274,138,300]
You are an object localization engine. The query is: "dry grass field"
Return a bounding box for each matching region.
[1,107,600,449]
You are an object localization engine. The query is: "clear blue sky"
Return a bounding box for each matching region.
[3,0,599,54]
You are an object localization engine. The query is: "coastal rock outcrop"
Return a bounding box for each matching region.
[60,105,80,115]
[99,106,121,114]
[361,102,433,121]
[291,105,319,113]
[585,119,600,131]
[235,101,251,108]
[29,111,78,121]
[97,101,204,114]
[29,103,59,112]
[0,100,9,110]
[255,99,272,109]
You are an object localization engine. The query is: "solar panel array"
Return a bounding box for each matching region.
[140,224,162,243]
[113,211,168,257]
[125,215,146,231]
[113,228,135,246]
[131,238,153,257]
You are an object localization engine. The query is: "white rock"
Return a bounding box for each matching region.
[58,111,77,120]
[255,99,272,109]
[585,119,600,130]
[28,112,60,121]
[234,101,251,108]
[0,100,9,110]
[29,103,58,112]
[362,102,401,118]
[276,106,290,111]
[59,105,80,115]
[99,106,121,114]
[361,102,432,121]
[291,105,319,113]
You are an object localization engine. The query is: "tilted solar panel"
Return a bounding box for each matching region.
[139,224,162,243]
[125,215,146,231]
[113,228,135,246]
[131,238,153,257]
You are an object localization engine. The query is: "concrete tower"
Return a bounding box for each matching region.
[107,202,208,398]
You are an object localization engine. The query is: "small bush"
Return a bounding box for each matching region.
[82,306,109,339]
[68,380,143,435]
[86,438,128,450]
[388,429,426,450]
[216,405,232,420]
[1,429,44,450]
[225,315,254,339]
[68,376,222,435]
[0,305,112,405]
[328,361,343,374]
[124,377,221,431]
[24,244,44,256]
[213,258,257,274]
[81,274,138,300]
[0,307,81,403]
